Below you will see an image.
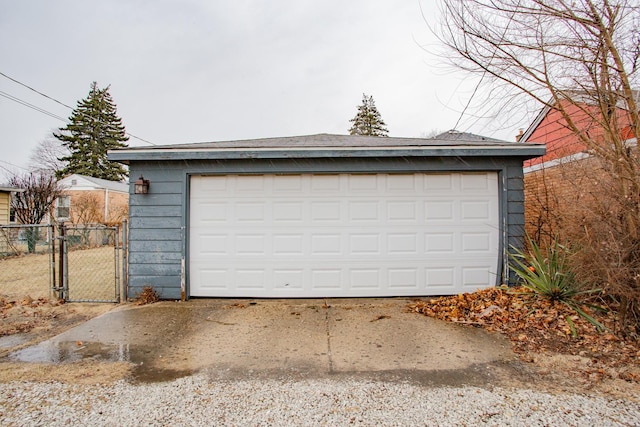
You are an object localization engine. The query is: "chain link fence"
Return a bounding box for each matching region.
[0,224,55,300]
[0,223,125,303]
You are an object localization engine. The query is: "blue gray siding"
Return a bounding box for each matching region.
[128,163,184,299]
[126,157,529,299]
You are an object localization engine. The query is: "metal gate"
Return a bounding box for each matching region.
[56,224,123,303]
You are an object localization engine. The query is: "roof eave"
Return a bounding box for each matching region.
[108,145,546,164]
[0,186,25,193]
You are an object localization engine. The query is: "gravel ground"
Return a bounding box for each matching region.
[1,374,639,426]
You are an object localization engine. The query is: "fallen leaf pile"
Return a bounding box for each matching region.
[407,287,639,369]
[134,286,160,306]
[1,295,63,336]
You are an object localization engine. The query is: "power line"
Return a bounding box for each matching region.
[0,90,67,121]
[0,71,156,145]
[0,71,74,110]
[0,159,30,172]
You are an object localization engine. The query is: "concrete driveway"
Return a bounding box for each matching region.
[10,298,520,384]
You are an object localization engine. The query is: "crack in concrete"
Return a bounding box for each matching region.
[323,298,333,373]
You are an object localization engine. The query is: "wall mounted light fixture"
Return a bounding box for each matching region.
[134,175,150,194]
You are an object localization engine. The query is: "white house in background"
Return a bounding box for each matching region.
[56,174,129,225]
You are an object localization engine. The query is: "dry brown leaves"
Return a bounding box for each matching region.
[134,286,160,306]
[0,295,63,336]
[407,287,640,369]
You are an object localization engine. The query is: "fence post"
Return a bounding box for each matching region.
[58,222,68,301]
[114,225,120,303]
[50,224,56,299]
[122,219,128,302]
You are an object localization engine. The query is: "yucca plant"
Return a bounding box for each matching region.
[510,237,606,333]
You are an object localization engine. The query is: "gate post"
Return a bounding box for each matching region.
[122,219,128,302]
[50,224,56,299]
[114,224,121,303]
[57,222,68,301]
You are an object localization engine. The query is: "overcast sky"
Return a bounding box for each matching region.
[0,1,528,176]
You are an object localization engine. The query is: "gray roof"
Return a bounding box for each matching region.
[58,174,128,193]
[109,133,545,163]
[431,130,506,143]
[79,175,128,193]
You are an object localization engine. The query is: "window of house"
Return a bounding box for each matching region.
[56,195,70,219]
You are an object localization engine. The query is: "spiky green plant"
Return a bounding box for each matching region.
[510,238,605,332]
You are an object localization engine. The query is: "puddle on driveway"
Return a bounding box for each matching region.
[8,341,192,383]
[10,341,132,364]
[0,334,30,350]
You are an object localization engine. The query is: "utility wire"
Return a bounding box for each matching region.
[0,159,30,172]
[0,71,74,110]
[0,91,67,121]
[0,71,156,145]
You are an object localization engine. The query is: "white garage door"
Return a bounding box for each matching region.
[189,173,499,298]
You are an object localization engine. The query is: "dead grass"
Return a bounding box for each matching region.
[0,246,117,301]
[0,252,52,299]
[67,246,118,301]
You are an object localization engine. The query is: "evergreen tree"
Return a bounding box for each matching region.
[54,82,129,181]
[348,93,389,137]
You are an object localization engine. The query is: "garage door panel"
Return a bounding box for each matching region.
[311,269,342,288]
[310,174,341,191]
[273,270,303,290]
[349,234,380,255]
[348,174,379,191]
[190,173,500,297]
[387,201,418,222]
[273,201,304,222]
[461,172,495,191]
[425,232,455,253]
[197,269,230,290]
[350,269,381,288]
[273,234,304,255]
[462,266,495,288]
[461,232,495,252]
[236,202,266,222]
[388,268,419,289]
[236,234,265,255]
[235,175,265,192]
[348,201,380,221]
[198,234,228,255]
[386,174,417,191]
[387,233,418,254]
[311,234,343,255]
[425,267,456,288]
[424,174,453,191]
[461,201,492,220]
[310,201,342,221]
[194,202,227,223]
[273,175,303,191]
[424,201,454,221]
[236,269,266,289]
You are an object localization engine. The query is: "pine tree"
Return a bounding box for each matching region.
[54,82,129,181]
[348,93,389,137]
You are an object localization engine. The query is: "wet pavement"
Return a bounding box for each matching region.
[8,298,521,384]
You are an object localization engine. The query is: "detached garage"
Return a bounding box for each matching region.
[108,133,544,300]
